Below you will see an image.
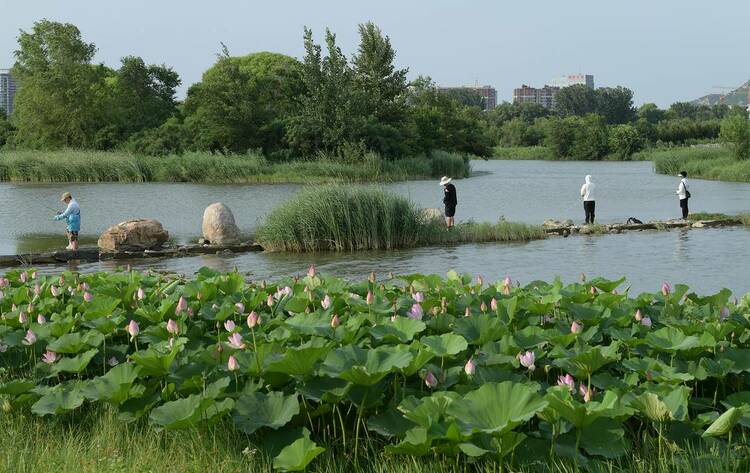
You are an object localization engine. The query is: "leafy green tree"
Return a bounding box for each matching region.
[0,114,15,147]
[543,116,578,158]
[570,114,609,160]
[184,49,303,154]
[125,117,190,156]
[555,84,597,116]
[595,86,636,124]
[637,103,666,124]
[609,124,643,159]
[719,114,750,160]
[499,117,544,146]
[441,88,484,108]
[12,20,109,148]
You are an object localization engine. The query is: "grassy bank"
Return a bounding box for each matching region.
[256,186,545,251]
[491,146,555,160]
[0,149,471,184]
[634,146,750,182]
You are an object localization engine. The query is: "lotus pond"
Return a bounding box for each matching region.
[2,268,750,472]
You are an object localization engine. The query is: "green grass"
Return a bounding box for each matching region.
[634,146,750,182]
[0,149,471,184]
[490,146,555,161]
[256,187,546,251]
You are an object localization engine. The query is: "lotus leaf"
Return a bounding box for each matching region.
[232,391,300,435]
[272,428,325,472]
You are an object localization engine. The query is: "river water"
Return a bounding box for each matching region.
[1,160,749,295]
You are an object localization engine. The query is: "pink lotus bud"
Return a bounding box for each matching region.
[634,309,643,321]
[108,357,119,366]
[227,355,239,371]
[543,314,554,324]
[464,358,476,376]
[166,319,179,335]
[27,303,34,313]
[330,314,340,328]
[490,298,498,311]
[366,291,374,305]
[83,292,93,302]
[369,272,376,284]
[58,275,65,285]
[50,285,61,297]
[224,319,236,332]
[424,371,438,389]
[579,384,594,402]
[641,317,652,328]
[127,320,140,340]
[518,351,536,371]
[502,277,512,296]
[176,296,188,315]
[34,284,41,296]
[37,314,46,324]
[612,289,619,295]
[187,307,194,317]
[480,302,487,312]
[720,306,730,320]
[661,282,671,296]
[557,374,575,392]
[20,272,28,283]
[31,272,37,280]
[308,265,316,278]
[247,311,260,329]
[571,321,583,334]
[0,277,9,287]
[413,292,424,303]
[464,306,471,317]
[321,295,332,310]
[227,332,246,350]
[136,287,145,301]
[42,351,58,364]
[197,292,203,300]
[580,272,586,282]
[18,312,27,324]
[590,286,597,295]
[80,282,89,291]
[408,303,423,321]
[22,329,36,345]
[266,294,274,307]
[477,275,484,287]
[235,302,245,314]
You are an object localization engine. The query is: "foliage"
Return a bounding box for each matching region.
[555,85,598,117]
[2,270,750,471]
[719,114,750,161]
[608,124,643,159]
[491,146,554,160]
[640,146,750,182]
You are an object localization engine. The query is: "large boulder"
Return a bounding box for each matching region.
[543,219,574,228]
[98,219,169,252]
[202,203,240,245]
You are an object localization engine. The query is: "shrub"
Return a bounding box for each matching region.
[609,124,643,160]
[719,114,750,161]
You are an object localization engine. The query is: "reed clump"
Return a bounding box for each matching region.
[636,146,750,182]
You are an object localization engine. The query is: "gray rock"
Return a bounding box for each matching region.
[202,203,240,245]
[98,219,169,252]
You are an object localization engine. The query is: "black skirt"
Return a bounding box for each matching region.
[444,204,456,217]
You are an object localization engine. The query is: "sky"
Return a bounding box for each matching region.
[2,0,748,107]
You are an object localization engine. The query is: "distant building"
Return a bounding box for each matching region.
[512,84,560,109]
[0,69,17,118]
[548,74,594,89]
[439,85,497,111]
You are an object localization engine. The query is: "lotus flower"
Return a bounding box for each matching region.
[308,265,316,278]
[83,292,93,302]
[661,282,671,296]
[369,271,376,283]
[197,292,203,300]
[0,343,8,353]
[590,286,597,295]
[635,309,643,321]
[247,311,260,328]
[424,371,438,389]
[557,374,575,392]
[80,282,89,291]
[227,355,239,371]
[542,314,554,324]
[413,292,424,303]
[224,319,236,332]
[490,298,498,311]
[27,303,34,313]
[720,306,730,320]
[22,329,36,345]
[0,277,9,287]
[330,314,341,328]
[579,384,594,403]
[275,286,292,300]
[266,294,274,307]
[18,312,27,324]
[136,287,145,301]
[20,272,28,283]
[571,321,583,334]
[580,272,586,282]
[37,314,46,324]
[127,320,140,341]
[480,301,487,312]
[366,290,374,305]
[408,303,423,320]
[235,302,245,314]
[641,316,652,328]
[464,358,476,376]
[166,319,179,335]
[464,306,471,317]
[42,351,58,364]
[34,284,41,296]
[321,295,332,310]
[50,285,61,297]
[31,272,37,280]
[108,357,119,366]
[227,332,246,350]
[503,277,512,295]
[518,351,536,371]
[58,275,65,285]
[477,275,484,287]
[176,296,188,315]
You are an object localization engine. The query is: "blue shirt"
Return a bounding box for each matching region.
[54,198,81,232]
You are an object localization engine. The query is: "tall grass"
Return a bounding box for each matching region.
[635,146,750,182]
[256,187,546,252]
[0,408,742,473]
[0,149,471,184]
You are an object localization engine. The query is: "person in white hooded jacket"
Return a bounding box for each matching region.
[676,171,690,219]
[580,175,596,224]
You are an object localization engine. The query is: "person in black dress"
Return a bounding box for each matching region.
[440,176,457,228]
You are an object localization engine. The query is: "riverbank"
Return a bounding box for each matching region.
[634,145,750,182]
[0,149,471,184]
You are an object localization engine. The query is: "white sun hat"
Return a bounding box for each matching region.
[439,176,452,186]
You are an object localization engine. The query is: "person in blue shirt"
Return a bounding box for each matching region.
[53,192,81,251]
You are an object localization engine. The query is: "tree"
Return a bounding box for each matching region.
[0,114,15,147]
[570,114,609,160]
[555,84,597,116]
[609,124,643,159]
[184,49,303,154]
[441,88,484,108]
[544,116,578,158]
[12,20,109,148]
[637,103,665,124]
[595,86,636,124]
[719,114,750,160]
